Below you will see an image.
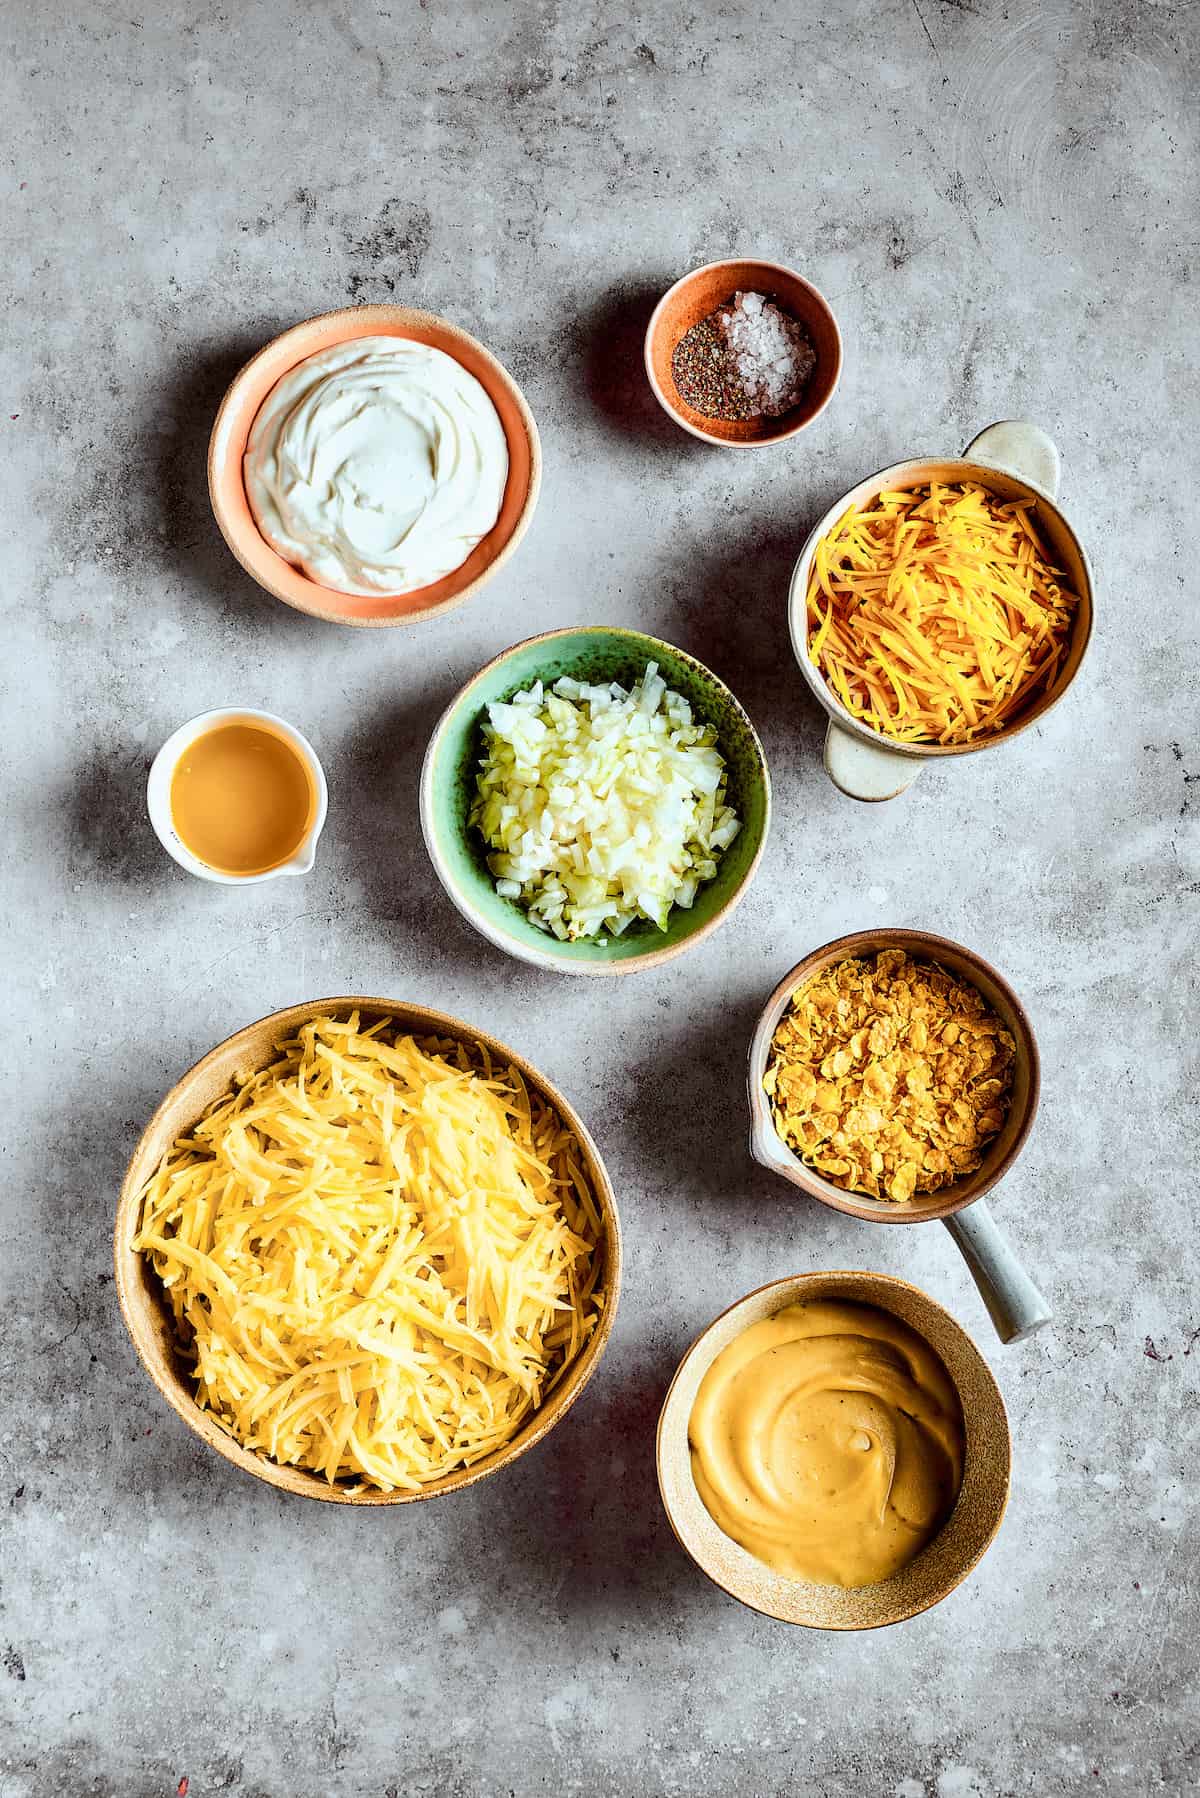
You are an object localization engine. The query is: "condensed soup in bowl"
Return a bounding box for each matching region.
[657,1270,1010,1628]
[209,306,541,626]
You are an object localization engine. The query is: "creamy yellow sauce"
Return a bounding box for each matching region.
[689,1300,964,1588]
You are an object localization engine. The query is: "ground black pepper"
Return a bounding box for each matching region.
[671,290,814,422]
[671,314,759,421]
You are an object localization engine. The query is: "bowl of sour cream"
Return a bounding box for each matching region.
[208,306,541,626]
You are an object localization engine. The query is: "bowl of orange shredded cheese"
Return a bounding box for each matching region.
[789,421,1094,801]
[115,1000,620,1502]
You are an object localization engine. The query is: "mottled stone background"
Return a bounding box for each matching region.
[2,1,1197,1793]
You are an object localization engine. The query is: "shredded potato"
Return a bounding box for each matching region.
[135,1016,603,1491]
[807,482,1079,745]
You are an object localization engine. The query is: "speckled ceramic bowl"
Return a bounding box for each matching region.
[644,258,842,447]
[208,305,541,626]
[420,627,771,974]
[747,929,1051,1346]
[788,421,1095,800]
[115,998,622,1504]
[657,1270,1011,1628]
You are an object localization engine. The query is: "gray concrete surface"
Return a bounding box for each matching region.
[2,1,1198,1793]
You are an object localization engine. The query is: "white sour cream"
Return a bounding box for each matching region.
[244,336,509,596]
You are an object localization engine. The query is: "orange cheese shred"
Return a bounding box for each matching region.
[806,482,1079,745]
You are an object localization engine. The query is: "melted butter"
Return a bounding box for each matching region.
[170,722,314,876]
[688,1300,964,1588]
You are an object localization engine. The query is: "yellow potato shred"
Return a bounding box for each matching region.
[807,482,1078,745]
[764,951,1015,1203]
[135,1015,602,1491]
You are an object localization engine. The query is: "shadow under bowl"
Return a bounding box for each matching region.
[644,258,842,447]
[657,1269,1011,1628]
[419,627,772,975]
[114,998,622,1503]
[208,305,541,626]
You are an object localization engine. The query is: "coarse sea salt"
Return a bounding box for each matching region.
[716,290,815,417]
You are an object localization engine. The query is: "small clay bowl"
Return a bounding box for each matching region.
[748,930,1050,1344]
[657,1269,1011,1628]
[420,626,771,975]
[208,305,541,627]
[644,259,842,447]
[115,998,621,1503]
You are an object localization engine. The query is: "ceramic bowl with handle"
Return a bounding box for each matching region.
[747,929,1050,1344]
[657,1269,1011,1628]
[208,305,541,627]
[115,998,622,1503]
[420,626,772,975]
[789,420,1095,800]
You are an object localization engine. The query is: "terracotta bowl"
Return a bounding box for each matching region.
[114,998,621,1503]
[644,258,842,447]
[747,930,1050,1344]
[657,1269,1011,1628]
[208,306,541,626]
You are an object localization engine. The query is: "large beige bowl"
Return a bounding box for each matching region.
[115,998,621,1503]
[657,1270,1011,1628]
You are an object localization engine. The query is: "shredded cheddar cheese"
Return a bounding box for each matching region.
[807,482,1078,745]
[134,1015,602,1491]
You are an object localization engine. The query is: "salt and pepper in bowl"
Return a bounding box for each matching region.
[644,258,842,446]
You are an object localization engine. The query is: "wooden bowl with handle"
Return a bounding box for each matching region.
[747,929,1050,1344]
[115,998,621,1502]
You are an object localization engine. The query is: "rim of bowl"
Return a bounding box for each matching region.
[114,997,623,1502]
[656,1268,1012,1628]
[788,453,1096,758]
[643,258,843,448]
[146,706,329,885]
[747,929,1041,1223]
[207,305,542,628]
[419,625,773,975]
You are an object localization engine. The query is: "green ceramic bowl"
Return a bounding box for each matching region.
[420,627,772,974]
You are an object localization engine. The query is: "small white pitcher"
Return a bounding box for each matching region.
[147,706,328,884]
[788,420,1096,801]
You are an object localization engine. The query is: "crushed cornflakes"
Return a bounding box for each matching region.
[763,949,1015,1202]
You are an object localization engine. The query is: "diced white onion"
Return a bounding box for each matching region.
[470,663,741,940]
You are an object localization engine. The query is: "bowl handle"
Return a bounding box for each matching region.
[748,1093,805,1180]
[963,421,1061,500]
[824,723,923,803]
[944,1199,1052,1344]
